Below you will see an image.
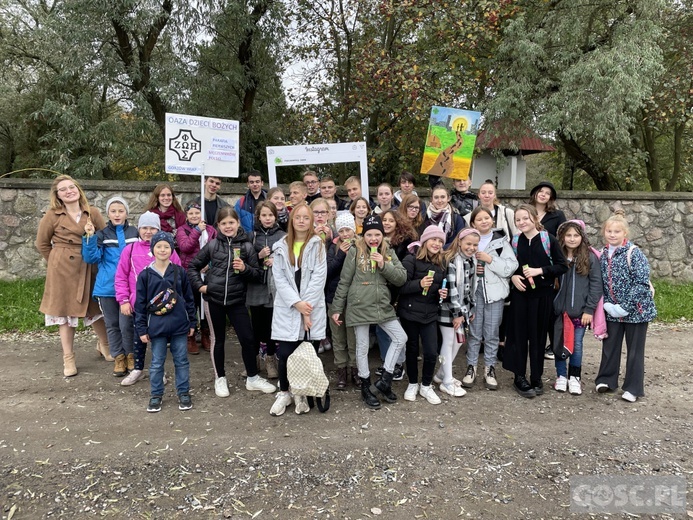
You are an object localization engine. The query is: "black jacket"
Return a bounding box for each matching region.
[325,240,348,304]
[188,228,261,307]
[397,255,446,324]
[540,210,567,237]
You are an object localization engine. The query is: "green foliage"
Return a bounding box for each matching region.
[652,280,693,323]
[0,278,47,332]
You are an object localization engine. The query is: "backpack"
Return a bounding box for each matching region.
[626,245,655,297]
[287,339,331,412]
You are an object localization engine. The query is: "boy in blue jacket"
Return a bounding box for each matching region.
[135,231,196,412]
[82,196,139,375]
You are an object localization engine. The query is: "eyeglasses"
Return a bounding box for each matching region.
[313,210,328,215]
[57,184,77,193]
[304,179,319,185]
[407,205,420,211]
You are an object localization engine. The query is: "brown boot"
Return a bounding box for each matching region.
[336,367,347,390]
[113,354,127,377]
[201,328,211,352]
[351,367,361,388]
[265,355,279,379]
[63,353,77,377]
[126,353,135,371]
[96,340,115,362]
[256,354,265,375]
[187,335,199,355]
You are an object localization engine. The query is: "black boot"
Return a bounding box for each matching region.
[513,375,536,398]
[360,377,381,409]
[371,371,397,403]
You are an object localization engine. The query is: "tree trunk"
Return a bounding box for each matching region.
[640,118,660,191]
[558,133,620,190]
[666,122,684,191]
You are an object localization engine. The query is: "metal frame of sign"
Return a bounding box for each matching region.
[266,142,369,193]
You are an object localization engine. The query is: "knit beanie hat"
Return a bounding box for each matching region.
[138,211,161,230]
[185,200,201,212]
[106,196,129,215]
[335,212,356,232]
[150,231,175,253]
[362,215,384,235]
[419,225,446,244]
[530,181,557,200]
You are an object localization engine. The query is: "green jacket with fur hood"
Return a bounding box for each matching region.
[331,243,407,327]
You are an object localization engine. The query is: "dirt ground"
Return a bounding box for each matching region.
[1,322,691,519]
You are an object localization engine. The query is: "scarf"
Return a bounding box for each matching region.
[426,204,452,235]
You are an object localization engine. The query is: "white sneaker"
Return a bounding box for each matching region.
[215,376,230,397]
[484,366,498,390]
[404,383,419,402]
[621,391,637,403]
[596,383,610,393]
[320,338,332,352]
[246,375,276,394]
[568,376,582,395]
[461,365,476,388]
[294,395,310,414]
[270,391,293,416]
[439,382,466,397]
[554,376,568,392]
[419,385,441,404]
[121,369,144,386]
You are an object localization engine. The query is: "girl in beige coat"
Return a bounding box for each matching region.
[35,175,110,376]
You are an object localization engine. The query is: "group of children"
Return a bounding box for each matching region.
[76,174,656,415]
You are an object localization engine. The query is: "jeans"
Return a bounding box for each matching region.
[97,296,133,358]
[555,325,586,377]
[354,320,406,379]
[149,334,190,397]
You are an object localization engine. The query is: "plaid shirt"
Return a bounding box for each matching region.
[439,255,476,324]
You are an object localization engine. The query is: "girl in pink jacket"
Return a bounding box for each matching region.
[115,212,181,386]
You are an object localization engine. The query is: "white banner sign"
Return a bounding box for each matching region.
[165,113,240,178]
[266,141,369,192]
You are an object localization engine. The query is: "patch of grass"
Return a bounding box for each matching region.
[0,278,47,332]
[652,280,693,323]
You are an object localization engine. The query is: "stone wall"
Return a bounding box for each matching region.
[2,178,692,281]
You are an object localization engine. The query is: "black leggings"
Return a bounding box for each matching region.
[402,319,438,386]
[207,301,258,378]
[249,305,276,356]
[275,340,301,392]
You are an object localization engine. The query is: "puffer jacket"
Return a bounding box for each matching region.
[271,235,327,341]
[187,228,261,307]
[115,240,181,305]
[331,242,407,327]
[246,222,286,307]
[176,222,217,269]
[82,220,139,298]
[134,263,196,338]
[476,231,518,304]
[397,255,446,324]
[325,238,350,304]
[600,241,656,323]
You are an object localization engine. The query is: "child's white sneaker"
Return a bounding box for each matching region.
[419,385,441,405]
[568,376,582,395]
[554,376,568,392]
[246,375,276,394]
[215,376,230,397]
[404,383,419,402]
[121,369,144,386]
[294,395,310,414]
[621,391,637,403]
[270,391,293,416]
[439,382,466,397]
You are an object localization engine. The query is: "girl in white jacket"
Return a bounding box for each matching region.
[462,207,518,390]
[269,203,327,416]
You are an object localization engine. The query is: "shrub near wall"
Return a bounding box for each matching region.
[1,179,692,282]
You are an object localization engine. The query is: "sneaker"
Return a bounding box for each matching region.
[484,366,498,390]
[374,365,385,377]
[554,376,568,392]
[320,338,332,352]
[392,364,404,381]
[246,375,276,394]
[544,346,555,360]
[178,393,193,411]
[439,382,466,397]
[419,385,441,405]
[270,391,293,416]
[513,376,536,398]
[147,396,162,413]
[568,376,582,395]
[294,395,310,414]
[532,379,544,396]
[621,391,637,403]
[596,383,610,393]
[121,369,144,386]
[403,383,419,402]
[317,343,325,354]
[215,376,230,397]
[462,365,476,388]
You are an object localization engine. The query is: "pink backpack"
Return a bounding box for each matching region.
[590,247,607,340]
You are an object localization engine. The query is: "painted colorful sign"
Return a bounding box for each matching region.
[419,106,481,180]
[165,113,240,178]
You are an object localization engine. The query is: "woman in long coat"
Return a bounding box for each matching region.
[35,175,110,377]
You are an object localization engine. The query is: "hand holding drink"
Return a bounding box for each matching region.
[233,248,241,274]
[422,270,435,296]
[370,246,377,273]
[522,264,535,289]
